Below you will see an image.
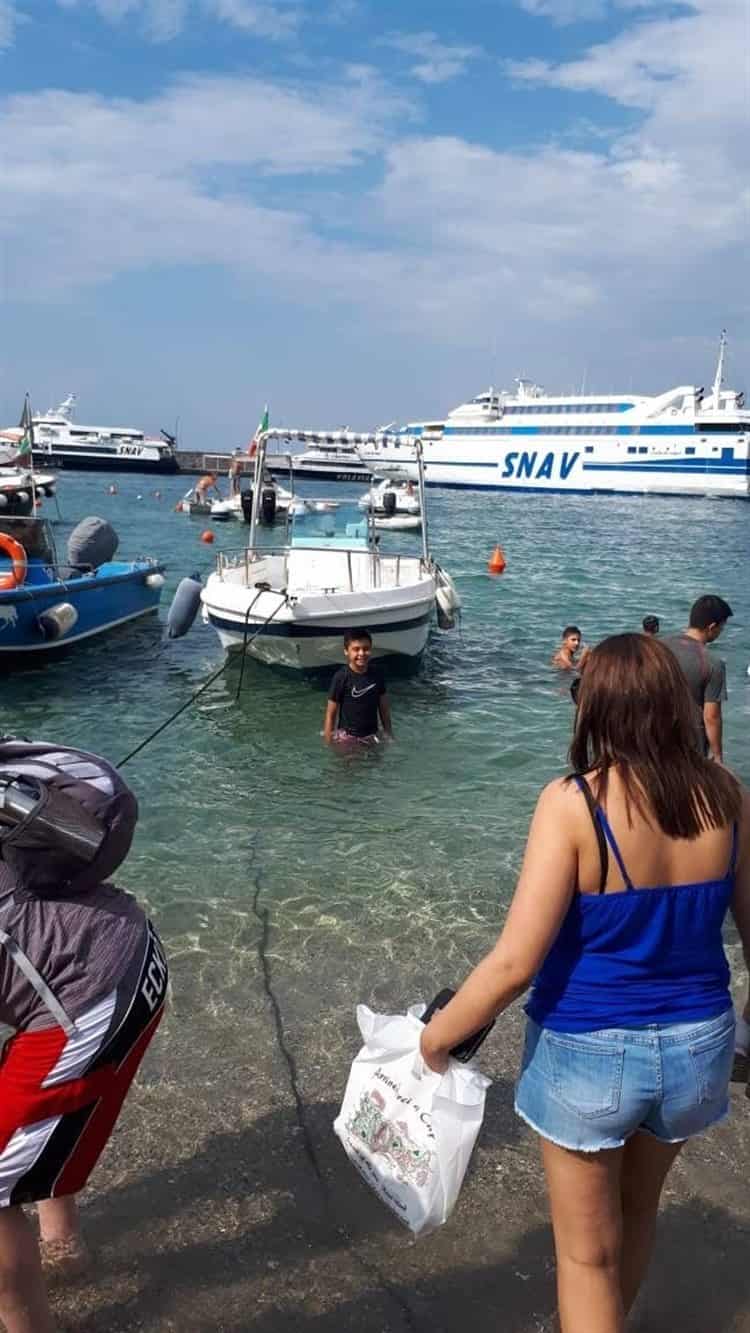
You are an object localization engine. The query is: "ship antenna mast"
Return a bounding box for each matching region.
[711,329,727,407]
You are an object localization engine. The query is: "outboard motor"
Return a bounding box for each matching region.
[382,489,397,517]
[240,488,254,525]
[260,487,277,526]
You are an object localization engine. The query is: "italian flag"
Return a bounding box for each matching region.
[12,396,33,461]
[248,405,269,457]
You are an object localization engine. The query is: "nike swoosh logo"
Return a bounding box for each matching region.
[351,683,376,697]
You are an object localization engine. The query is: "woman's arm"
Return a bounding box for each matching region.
[421,779,578,1072]
[730,789,750,1014]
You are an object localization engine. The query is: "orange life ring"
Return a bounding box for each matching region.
[0,534,28,590]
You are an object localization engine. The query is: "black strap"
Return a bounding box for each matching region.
[573,775,608,894]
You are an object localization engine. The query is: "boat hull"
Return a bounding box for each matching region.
[32,449,178,475]
[358,436,750,498]
[267,461,371,483]
[0,564,165,653]
[201,587,434,668]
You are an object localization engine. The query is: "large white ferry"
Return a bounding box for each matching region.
[0,396,178,475]
[358,335,749,499]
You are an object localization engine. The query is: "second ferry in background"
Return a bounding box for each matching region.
[358,333,749,499]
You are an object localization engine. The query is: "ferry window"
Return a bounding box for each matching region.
[638,447,648,454]
[685,446,696,455]
[584,446,594,453]
[627,446,637,454]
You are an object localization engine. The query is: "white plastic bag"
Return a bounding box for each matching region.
[333,1003,490,1237]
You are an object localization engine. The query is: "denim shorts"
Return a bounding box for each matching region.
[514,1009,736,1152]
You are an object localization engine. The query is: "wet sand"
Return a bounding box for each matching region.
[51,936,750,1333]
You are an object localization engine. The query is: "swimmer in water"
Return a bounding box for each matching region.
[642,614,660,636]
[551,625,590,673]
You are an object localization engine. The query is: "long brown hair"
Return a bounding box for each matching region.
[570,633,741,838]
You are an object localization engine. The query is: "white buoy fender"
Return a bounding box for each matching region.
[435,588,456,630]
[436,569,461,613]
[167,576,203,639]
[38,602,79,641]
[145,572,165,590]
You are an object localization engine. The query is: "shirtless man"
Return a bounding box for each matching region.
[228,455,243,497]
[195,472,220,502]
[551,625,589,672]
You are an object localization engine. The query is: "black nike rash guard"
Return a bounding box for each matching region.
[329,665,386,737]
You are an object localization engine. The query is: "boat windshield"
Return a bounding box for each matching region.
[289,499,369,549]
[0,517,56,563]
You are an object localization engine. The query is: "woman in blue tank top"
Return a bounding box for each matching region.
[421,633,749,1333]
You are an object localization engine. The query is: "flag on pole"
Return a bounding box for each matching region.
[247,405,269,457]
[16,396,33,457]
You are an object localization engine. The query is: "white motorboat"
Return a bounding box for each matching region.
[0,464,58,516]
[210,477,294,523]
[358,478,421,516]
[200,431,460,669]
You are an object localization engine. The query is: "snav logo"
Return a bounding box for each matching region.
[501,450,580,482]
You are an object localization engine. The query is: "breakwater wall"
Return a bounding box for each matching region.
[174,451,253,477]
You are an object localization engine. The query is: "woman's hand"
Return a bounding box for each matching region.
[420,1027,450,1074]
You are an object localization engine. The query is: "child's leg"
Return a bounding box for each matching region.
[36,1198,79,1247]
[0,1207,54,1333]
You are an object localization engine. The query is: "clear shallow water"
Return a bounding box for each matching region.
[2,472,748,1012]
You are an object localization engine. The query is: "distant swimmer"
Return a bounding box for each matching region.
[551,625,589,673]
[107,483,118,495]
[642,615,660,635]
[324,628,393,747]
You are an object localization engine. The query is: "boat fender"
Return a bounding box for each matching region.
[167,576,203,639]
[67,517,119,570]
[382,489,397,517]
[38,602,79,641]
[436,569,462,613]
[16,492,28,505]
[260,487,277,526]
[0,495,7,509]
[145,572,165,590]
[0,534,28,590]
[435,588,456,631]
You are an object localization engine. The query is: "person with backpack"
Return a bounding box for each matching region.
[663,594,733,763]
[0,741,167,1333]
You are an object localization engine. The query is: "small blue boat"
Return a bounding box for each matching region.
[0,515,165,656]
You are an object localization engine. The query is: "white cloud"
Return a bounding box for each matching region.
[3,0,748,379]
[381,30,481,84]
[0,0,20,48]
[57,0,300,41]
[518,0,607,24]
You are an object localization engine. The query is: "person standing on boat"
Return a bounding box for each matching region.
[663,595,733,763]
[228,453,243,497]
[420,634,749,1333]
[324,630,393,746]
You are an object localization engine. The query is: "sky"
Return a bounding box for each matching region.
[1,0,748,445]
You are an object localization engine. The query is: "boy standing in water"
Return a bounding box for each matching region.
[551,625,589,672]
[324,629,393,745]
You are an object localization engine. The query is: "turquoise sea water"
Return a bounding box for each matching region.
[2,472,748,1020]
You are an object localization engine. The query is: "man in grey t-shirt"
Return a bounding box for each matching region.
[663,594,733,762]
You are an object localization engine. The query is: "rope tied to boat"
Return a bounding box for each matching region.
[117,590,289,768]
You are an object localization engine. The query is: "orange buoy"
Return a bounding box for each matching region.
[200,529,215,544]
[488,544,506,574]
